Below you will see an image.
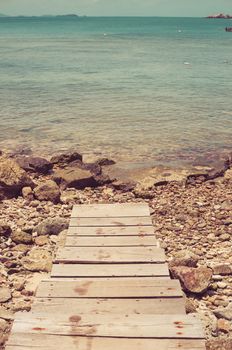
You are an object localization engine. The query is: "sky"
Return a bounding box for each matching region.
[1,0,232,17]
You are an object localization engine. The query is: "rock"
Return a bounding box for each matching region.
[33,217,68,236]
[53,166,97,189]
[212,264,232,276]
[34,180,60,203]
[0,318,8,332]
[206,338,232,350]
[169,251,199,268]
[11,230,32,244]
[51,151,82,166]
[15,156,53,174]
[0,222,12,238]
[216,318,230,333]
[0,307,14,320]
[21,249,52,272]
[34,236,49,246]
[185,298,197,313]
[170,266,212,294]
[214,303,232,321]
[22,186,34,200]
[0,156,34,199]
[95,158,116,166]
[0,287,11,303]
[24,273,49,295]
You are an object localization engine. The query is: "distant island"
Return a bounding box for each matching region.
[207,13,232,19]
[0,13,80,18]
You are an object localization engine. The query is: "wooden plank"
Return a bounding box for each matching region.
[6,334,206,350]
[55,246,165,264]
[51,263,169,278]
[70,217,153,227]
[11,313,205,339]
[68,225,154,236]
[32,297,186,315]
[36,278,183,298]
[65,235,157,247]
[71,203,150,218]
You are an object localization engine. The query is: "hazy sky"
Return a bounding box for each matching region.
[1,0,232,17]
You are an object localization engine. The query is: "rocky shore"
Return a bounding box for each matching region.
[0,149,232,349]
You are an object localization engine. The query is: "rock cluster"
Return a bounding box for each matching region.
[0,149,231,348]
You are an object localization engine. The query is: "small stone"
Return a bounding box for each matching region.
[213,264,232,276]
[22,186,34,200]
[214,303,232,321]
[34,236,49,246]
[33,217,68,236]
[21,248,52,272]
[0,307,14,320]
[11,230,32,244]
[0,287,11,303]
[217,282,227,289]
[0,222,12,238]
[216,318,230,333]
[219,234,230,241]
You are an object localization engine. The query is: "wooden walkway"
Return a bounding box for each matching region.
[6,203,206,350]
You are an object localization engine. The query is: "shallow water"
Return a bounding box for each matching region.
[0,16,231,165]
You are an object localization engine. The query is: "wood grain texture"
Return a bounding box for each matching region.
[36,278,183,298]
[67,225,155,236]
[71,203,150,218]
[70,217,153,227]
[11,313,205,339]
[51,263,169,278]
[6,334,206,350]
[55,246,165,264]
[65,235,157,247]
[32,297,186,315]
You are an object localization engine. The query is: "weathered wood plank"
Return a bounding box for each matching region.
[71,203,150,218]
[32,297,186,315]
[6,334,206,350]
[68,226,154,236]
[11,313,205,339]
[70,217,153,227]
[36,278,183,298]
[51,263,169,278]
[65,235,157,247]
[55,246,165,264]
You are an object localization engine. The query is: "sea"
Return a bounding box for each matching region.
[0,16,232,167]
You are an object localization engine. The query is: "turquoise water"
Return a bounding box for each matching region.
[0,16,232,165]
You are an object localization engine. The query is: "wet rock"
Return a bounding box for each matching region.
[53,166,98,189]
[11,230,33,244]
[33,217,68,236]
[51,151,82,166]
[170,266,212,294]
[214,303,232,321]
[15,156,53,174]
[0,287,11,303]
[21,248,52,272]
[34,180,60,203]
[0,156,34,199]
[0,222,12,238]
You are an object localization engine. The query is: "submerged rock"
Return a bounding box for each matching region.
[34,180,60,203]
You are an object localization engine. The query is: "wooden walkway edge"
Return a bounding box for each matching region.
[5,203,206,350]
